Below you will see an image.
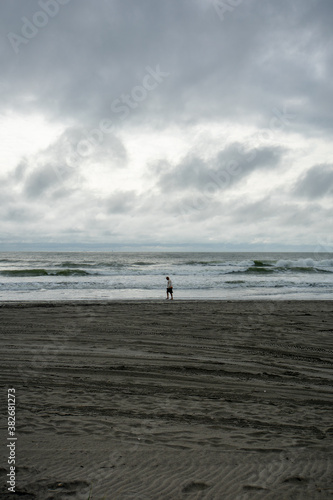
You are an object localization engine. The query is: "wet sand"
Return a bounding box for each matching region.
[0,300,332,499]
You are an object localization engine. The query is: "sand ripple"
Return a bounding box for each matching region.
[0,300,332,499]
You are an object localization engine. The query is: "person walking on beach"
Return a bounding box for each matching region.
[166,276,173,300]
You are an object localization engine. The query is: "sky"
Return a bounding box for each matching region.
[0,0,332,252]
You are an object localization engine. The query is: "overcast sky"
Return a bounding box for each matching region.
[0,0,332,251]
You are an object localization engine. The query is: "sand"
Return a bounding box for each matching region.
[0,300,332,499]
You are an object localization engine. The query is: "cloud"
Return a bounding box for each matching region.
[3,204,39,222]
[153,143,285,193]
[293,164,333,198]
[1,0,331,130]
[0,0,332,249]
[23,163,60,198]
[106,190,137,214]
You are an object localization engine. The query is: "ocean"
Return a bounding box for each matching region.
[0,251,332,301]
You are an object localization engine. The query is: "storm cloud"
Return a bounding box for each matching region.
[0,0,332,249]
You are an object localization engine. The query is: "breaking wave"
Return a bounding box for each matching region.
[0,269,93,277]
[232,258,333,275]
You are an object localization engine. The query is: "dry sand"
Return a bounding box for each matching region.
[0,300,332,499]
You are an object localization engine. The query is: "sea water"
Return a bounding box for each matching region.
[0,251,332,301]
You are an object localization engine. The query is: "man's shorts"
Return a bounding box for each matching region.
[167,287,173,294]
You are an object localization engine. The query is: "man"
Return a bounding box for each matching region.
[166,276,173,300]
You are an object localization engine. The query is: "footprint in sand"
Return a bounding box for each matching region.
[181,480,209,494]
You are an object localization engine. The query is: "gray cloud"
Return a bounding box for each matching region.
[0,0,332,249]
[153,144,285,193]
[231,195,328,228]
[106,191,137,214]
[1,0,332,131]
[3,204,39,222]
[294,164,333,198]
[23,164,54,198]
[232,196,277,223]
[40,126,127,169]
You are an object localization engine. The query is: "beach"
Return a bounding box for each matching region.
[1,300,332,499]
